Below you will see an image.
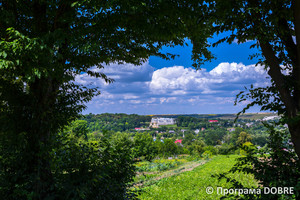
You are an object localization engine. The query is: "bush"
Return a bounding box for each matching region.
[217,143,234,155]
[0,131,136,200]
[189,140,206,156]
[202,150,213,159]
[203,145,218,155]
[215,125,300,199]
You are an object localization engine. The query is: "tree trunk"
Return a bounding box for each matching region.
[29,77,58,199]
[27,131,55,199]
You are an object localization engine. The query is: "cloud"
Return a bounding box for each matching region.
[101,62,154,83]
[77,62,270,114]
[233,38,253,44]
[150,62,269,97]
[150,66,206,94]
[75,61,154,96]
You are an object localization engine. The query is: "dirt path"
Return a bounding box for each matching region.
[134,160,209,188]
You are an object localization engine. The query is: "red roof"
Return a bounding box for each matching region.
[209,120,218,123]
[175,139,182,144]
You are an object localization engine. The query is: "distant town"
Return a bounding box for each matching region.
[82,112,281,149]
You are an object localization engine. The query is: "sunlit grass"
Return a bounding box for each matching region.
[137,155,258,200]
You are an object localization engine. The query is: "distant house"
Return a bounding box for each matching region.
[246,122,253,127]
[262,115,280,121]
[209,120,218,123]
[175,139,183,147]
[227,128,235,132]
[175,139,182,144]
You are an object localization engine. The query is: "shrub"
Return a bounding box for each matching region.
[202,150,213,159]
[203,145,218,155]
[218,143,235,155]
[215,125,300,199]
[0,131,136,200]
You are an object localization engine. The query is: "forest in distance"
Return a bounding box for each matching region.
[80,112,277,152]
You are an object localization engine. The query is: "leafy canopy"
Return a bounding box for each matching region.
[0,1,188,199]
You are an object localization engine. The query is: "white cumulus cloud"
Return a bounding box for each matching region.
[150,62,269,97]
[78,62,270,114]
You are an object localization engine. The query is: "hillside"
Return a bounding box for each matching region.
[150,112,276,120]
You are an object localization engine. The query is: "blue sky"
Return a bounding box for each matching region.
[78,33,270,115]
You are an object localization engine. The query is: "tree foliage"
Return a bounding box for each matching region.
[133,132,157,161]
[0,1,185,199]
[84,113,151,132]
[158,139,179,157]
[203,128,226,146]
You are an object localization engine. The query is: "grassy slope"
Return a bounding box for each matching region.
[138,155,258,200]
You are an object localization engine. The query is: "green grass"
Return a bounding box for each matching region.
[159,124,177,128]
[135,158,188,172]
[133,158,206,188]
[137,155,258,200]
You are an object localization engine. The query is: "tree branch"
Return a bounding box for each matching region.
[277,17,297,65]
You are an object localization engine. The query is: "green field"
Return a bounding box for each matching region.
[136,155,258,200]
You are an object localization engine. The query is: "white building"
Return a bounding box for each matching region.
[149,117,176,128]
[262,115,280,121]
